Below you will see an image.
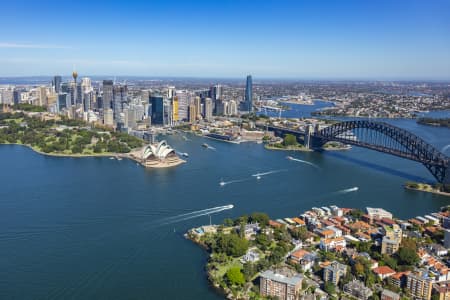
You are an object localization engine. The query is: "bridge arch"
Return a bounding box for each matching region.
[311,120,449,184]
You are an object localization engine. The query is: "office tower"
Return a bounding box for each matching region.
[113,85,122,119]
[164,99,172,126]
[215,99,225,115]
[53,75,62,93]
[83,91,92,112]
[58,93,69,111]
[72,71,78,105]
[81,77,91,92]
[134,104,145,121]
[210,84,223,101]
[204,97,213,121]
[102,80,114,111]
[39,86,47,106]
[167,86,175,99]
[194,96,201,120]
[172,97,179,122]
[150,95,165,125]
[127,107,136,129]
[229,100,238,116]
[76,83,82,105]
[245,75,253,112]
[189,104,196,124]
[13,89,20,105]
[175,90,189,121]
[141,90,150,103]
[103,108,114,126]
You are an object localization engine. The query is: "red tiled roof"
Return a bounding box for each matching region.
[373,266,396,275]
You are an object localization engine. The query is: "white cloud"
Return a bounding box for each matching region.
[0,42,71,49]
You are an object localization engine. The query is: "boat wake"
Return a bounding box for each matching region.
[332,187,359,195]
[252,169,286,180]
[286,156,320,169]
[219,178,250,186]
[154,205,234,226]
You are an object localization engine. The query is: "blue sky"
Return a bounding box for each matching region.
[0,0,449,79]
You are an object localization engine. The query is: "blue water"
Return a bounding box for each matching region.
[0,102,449,299]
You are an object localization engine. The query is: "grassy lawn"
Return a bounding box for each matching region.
[213,257,243,279]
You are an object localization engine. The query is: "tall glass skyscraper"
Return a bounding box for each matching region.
[245,75,253,112]
[150,95,165,125]
[102,80,114,111]
[53,75,62,93]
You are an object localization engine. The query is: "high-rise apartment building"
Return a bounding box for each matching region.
[406,271,433,300]
[323,261,347,286]
[259,270,303,300]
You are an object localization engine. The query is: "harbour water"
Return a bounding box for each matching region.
[0,103,449,299]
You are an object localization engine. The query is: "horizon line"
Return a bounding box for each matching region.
[0,75,450,82]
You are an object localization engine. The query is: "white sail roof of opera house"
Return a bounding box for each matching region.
[142,140,176,159]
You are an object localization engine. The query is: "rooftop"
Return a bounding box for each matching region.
[260,269,303,286]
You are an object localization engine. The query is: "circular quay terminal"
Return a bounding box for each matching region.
[0,1,450,300]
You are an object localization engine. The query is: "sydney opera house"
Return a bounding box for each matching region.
[138,140,185,168]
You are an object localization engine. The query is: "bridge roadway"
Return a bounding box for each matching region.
[257,121,449,187]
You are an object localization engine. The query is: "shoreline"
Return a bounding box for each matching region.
[404,185,450,197]
[1,142,120,158]
[264,144,312,152]
[1,143,186,168]
[184,233,236,300]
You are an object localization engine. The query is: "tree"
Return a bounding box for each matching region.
[382,254,398,270]
[356,241,371,253]
[283,134,297,146]
[349,209,364,219]
[324,282,336,295]
[289,226,309,241]
[249,212,269,226]
[255,233,271,250]
[223,218,234,227]
[226,267,245,286]
[396,247,419,266]
[215,233,249,257]
[353,262,365,276]
[242,262,257,281]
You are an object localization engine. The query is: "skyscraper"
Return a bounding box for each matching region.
[172,96,179,122]
[194,96,201,119]
[150,95,165,125]
[204,97,213,121]
[245,75,253,112]
[175,90,189,121]
[113,85,122,119]
[53,75,62,93]
[102,80,114,111]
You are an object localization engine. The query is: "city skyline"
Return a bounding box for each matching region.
[0,0,449,80]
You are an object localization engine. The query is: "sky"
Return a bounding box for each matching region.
[0,0,449,79]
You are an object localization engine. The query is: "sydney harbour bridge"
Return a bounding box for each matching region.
[262,120,450,189]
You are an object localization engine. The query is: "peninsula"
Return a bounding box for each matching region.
[188,205,450,300]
